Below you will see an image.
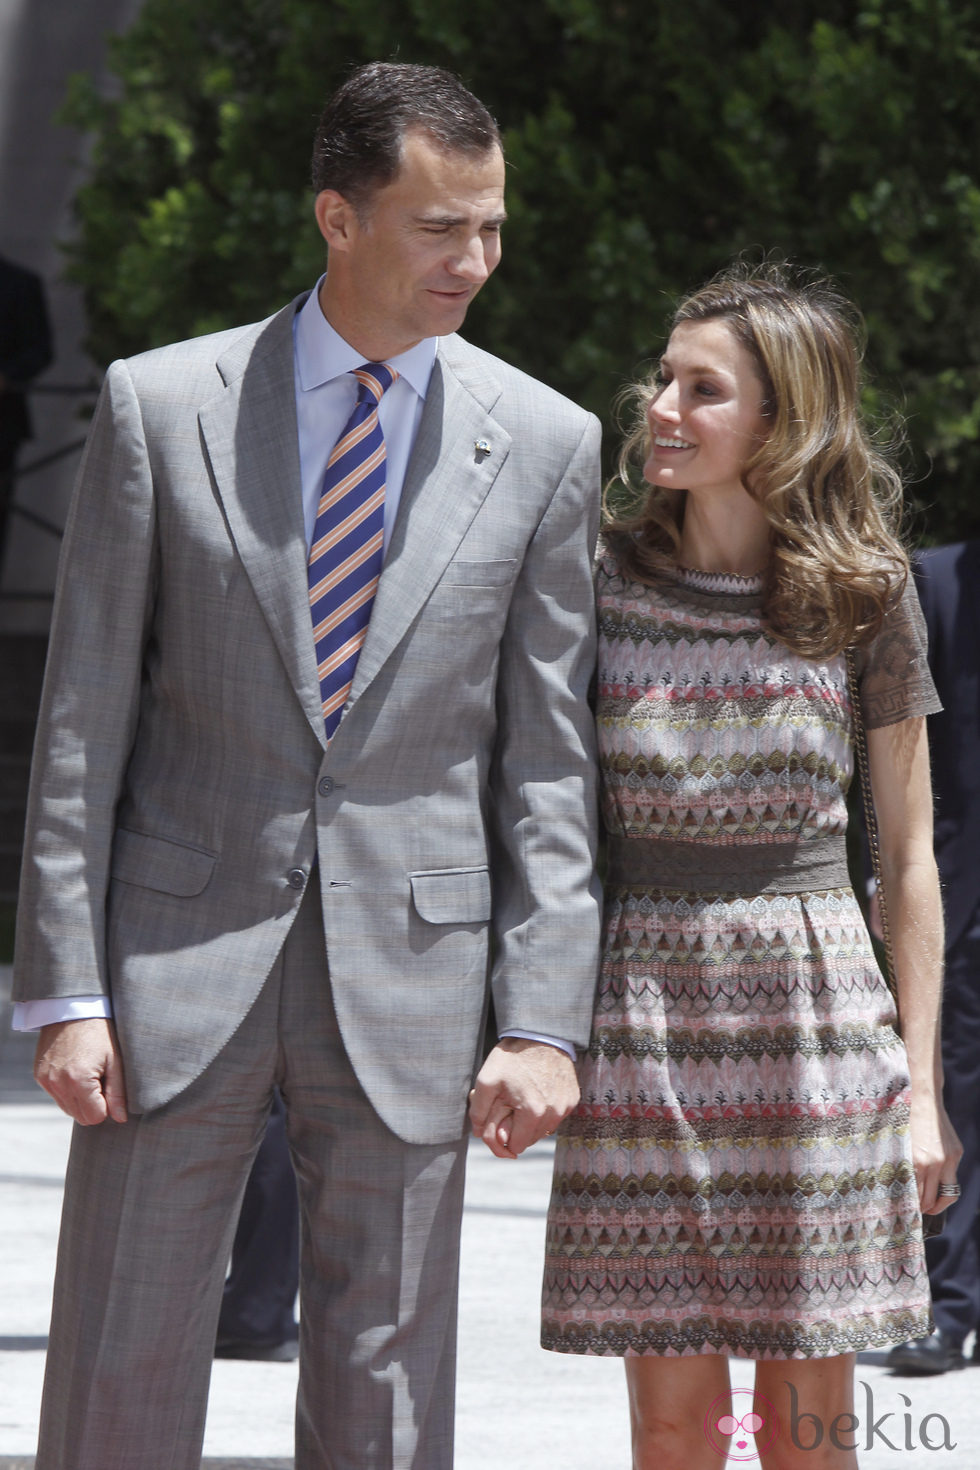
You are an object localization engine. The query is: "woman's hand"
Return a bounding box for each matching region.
[866,716,959,1217]
[909,1087,962,1215]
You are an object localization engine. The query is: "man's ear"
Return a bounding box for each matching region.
[314,190,358,251]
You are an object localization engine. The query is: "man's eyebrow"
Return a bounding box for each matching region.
[414,209,508,226]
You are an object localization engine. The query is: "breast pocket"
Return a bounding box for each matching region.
[438,558,517,589]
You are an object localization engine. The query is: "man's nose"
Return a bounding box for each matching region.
[451,236,492,284]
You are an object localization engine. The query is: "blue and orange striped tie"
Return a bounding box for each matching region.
[308,362,398,740]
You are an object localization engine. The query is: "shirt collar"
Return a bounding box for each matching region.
[294,280,437,401]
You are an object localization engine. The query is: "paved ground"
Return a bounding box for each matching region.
[2,964,978,1468]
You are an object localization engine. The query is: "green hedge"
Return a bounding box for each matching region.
[62,0,980,540]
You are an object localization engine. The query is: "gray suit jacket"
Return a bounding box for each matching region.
[14,296,602,1144]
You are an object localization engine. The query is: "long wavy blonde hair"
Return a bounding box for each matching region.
[605,263,908,657]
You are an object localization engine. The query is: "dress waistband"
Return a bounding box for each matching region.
[604,833,851,896]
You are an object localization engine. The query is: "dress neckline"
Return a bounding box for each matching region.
[671,563,765,595]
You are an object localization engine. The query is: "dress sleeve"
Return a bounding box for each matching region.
[593,533,639,596]
[593,533,618,583]
[854,577,942,729]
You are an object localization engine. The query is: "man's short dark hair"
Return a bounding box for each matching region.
[311,61,502,214]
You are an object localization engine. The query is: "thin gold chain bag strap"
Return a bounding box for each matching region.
[847,645,946,1238]
[845,646,898,1013]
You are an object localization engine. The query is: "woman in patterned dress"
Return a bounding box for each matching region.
[541,267,962,1469]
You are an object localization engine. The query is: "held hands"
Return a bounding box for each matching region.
[468,1037,579,1159]
[34,1018,128,1126]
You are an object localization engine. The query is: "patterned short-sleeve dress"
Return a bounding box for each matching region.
[541,549,941,1360]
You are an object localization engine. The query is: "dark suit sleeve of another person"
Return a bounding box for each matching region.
[913,542,980,950]
[0,259,53,453]
[0,260,53,385]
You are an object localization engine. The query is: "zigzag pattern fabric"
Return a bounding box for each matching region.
[541,550,935,1360]
[309,362,397,740]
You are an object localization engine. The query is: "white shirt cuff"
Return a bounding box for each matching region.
[12,996,113,1032]
[498,1029,578,1061]
[12,1008,577,1060]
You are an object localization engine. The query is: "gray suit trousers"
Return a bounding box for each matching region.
[36,877,469,1470]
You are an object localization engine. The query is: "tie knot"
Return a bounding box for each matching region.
[353,362,397,405]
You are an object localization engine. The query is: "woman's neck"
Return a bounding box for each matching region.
[677,493,770,577]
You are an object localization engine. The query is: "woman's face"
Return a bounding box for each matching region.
[643,317,769,500]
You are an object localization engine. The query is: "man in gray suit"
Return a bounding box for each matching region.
[12,63,601,1470]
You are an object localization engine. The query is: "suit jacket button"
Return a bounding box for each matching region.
[286,868,307,889]
[318,776,335,795]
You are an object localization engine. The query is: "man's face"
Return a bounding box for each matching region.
[317,129,506,359]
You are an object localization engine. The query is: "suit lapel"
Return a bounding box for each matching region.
[200,297,328,750]
[348,339,512,700]
[200,322,512,746]
[957,543,980,728]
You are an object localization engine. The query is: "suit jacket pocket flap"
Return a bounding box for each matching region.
[111,829,217,897]
[409,866,492,924]
[439,558,517,587]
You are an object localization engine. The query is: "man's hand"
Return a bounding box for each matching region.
[34,1018,128,1125]
[468,1037,579,1159]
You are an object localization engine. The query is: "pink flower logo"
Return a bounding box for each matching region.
[703,1388,780,1462]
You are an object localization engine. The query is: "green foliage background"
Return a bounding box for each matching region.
[63,0,980,542]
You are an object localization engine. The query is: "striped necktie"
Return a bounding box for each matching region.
[308,362,398,740]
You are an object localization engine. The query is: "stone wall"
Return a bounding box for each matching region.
[0,0,144,634]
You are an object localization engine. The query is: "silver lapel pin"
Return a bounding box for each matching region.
[474,437,492,459]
